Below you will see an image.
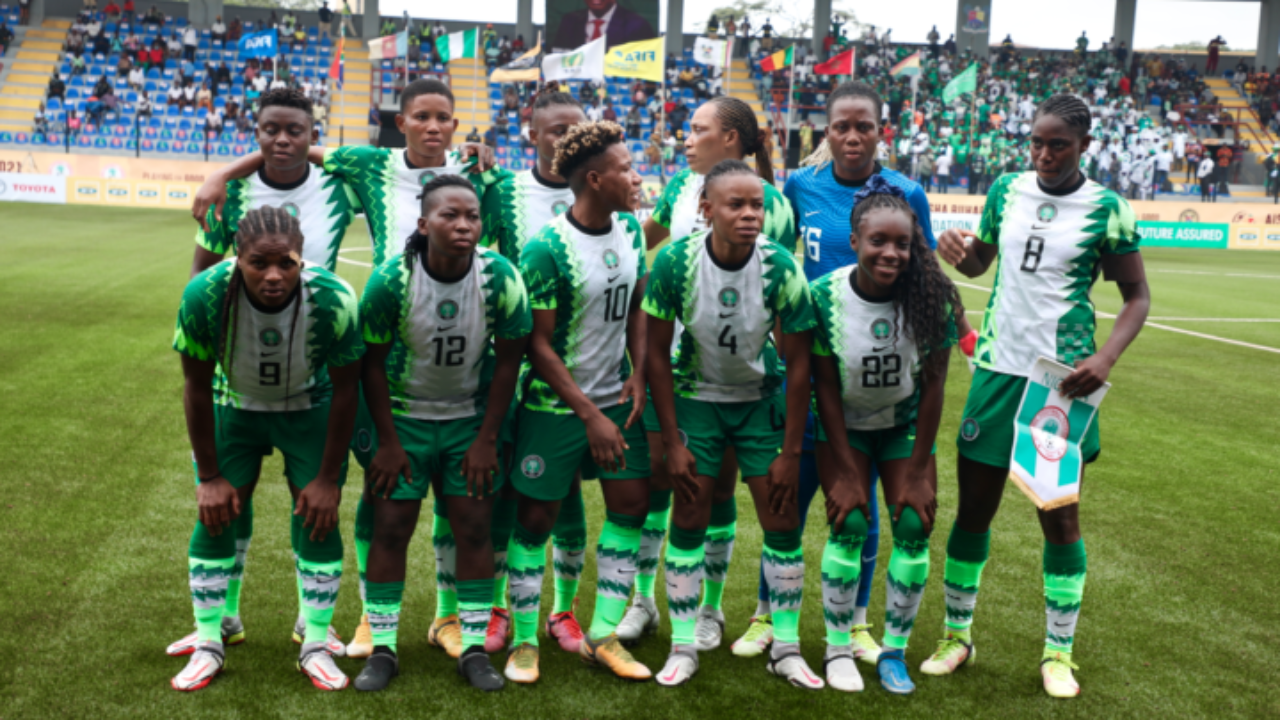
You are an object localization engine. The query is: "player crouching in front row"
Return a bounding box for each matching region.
[171,206,365,691]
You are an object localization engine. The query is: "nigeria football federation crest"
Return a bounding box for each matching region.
[1030,407,1069,461]
[719,287,740,309]
[960,417,980,441]
[437,299,460,320]
[521,455,546,478]
[420,170,438,185]
[551,200,569,216]
[871,318,892,341]
[260,328,283,347]
[603,249,620,270]
[1036,203,1057,223]
[282,202,299,218]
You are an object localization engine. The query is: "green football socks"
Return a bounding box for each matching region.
[224,497,253,619]
[508,521,550,647]
[664,525,706,648]
[432,505,458,618]
[458,578,495,652]
[188,556,234,644]
[353,493,374,610]
[490,493,517,610]
[551,489,587,615]
[366,581,404,652]
[634,489,672,600]
[883,506,931,650]
[821,512,868,646]
[942,525,991,639]
[1044,539,1087,655]
[588,512,643,640]
[761,528,805,645]
[702,496,737,611]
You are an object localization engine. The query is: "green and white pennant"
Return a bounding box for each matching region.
[435,28,478,63]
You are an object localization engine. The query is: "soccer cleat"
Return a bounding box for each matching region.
[458,646,505,692]
[766,649,825,691]
[877,648,915,695]
[291,617,346,657]
[484,607,512,653]
[616,596,660,645]
[504,642,540,684]
[580,633,652,681]
[655,648,699,687]
[353,649,399,692]
[428,615,464,659]
[731,615,773,658]
[298,642,349,691]
[170,641,224,692]
[823,648,863,693]
[346,614,374,659]
[546,609,585,653]
[920,634,975,676]
[166,616,244,657]
[850,623,881,665]
[1041,652,1081,698]
[693,606,725,651]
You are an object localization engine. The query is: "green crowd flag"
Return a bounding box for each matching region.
[942,63,977,104]
[436,28,478,63]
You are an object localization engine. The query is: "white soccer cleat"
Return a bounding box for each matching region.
[767,650,825,691]
[166,616,244,657]
[171,641,224,692]
[292,616,346,657]
[824,649,864,692]
[693,606,725,651]
[616,596,660,645]
[655,649,699,687]
[298,643,349,691]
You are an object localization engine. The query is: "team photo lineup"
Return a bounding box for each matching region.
[165,74,1144,700]
[10,3,1280,716]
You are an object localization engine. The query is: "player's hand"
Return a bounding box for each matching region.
[665,440,699,504]
[461,437,499,498]
[1060,353,1114,399]
[888,462,936,535]
[936,228,975,268]
[196,476,240,536]
[458,142,496,172]
[619,374,646,430]
[369,442,411,499]
[585,410,628,474]
[824,474,870,535]
[765,452,800,516]
[192,172,230,232]
[296,478,341,542]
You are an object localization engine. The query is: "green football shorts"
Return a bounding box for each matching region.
[509,402,649,501]
[386,414,498,500]
[816,419,934,463]
[642,389,661,434]
[957,368,1100,468]
[674,394,784,479]
[198,404,347,489]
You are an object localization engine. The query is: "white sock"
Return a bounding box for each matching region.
[852,606,868,626]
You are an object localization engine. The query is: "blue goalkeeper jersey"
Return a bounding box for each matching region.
[783,163,936,282]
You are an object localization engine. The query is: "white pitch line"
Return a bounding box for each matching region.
[337,246,373,268]
[952,281,1280,354]
[1152,269,1280,280]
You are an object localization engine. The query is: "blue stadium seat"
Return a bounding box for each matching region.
[217,143,230,156]
[0,132,11,143]
[47,98,62,110]
[156,140,170,151]
[109,137,123,149]
[175,129,188,140]
[13,133,29,144]
[186,141,202,154]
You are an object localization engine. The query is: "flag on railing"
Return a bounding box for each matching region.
[759,45,794,72]
[814,47,855,76]
[328,21,345,89]
[436,28,478,63]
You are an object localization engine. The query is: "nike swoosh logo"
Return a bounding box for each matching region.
[1053,621,1073,628]
[805,211,821,217]
[607,274,621,283]
[619,568,637,575]
[872,345,891,352]
[1031,224,1049,230]
[261,351,280,357]
[438,325,456,332]
[893,602,912,610]
[828,598,852,606]
[567,550,585,558]
[719,312,735,318]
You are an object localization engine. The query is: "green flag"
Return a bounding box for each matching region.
[942,63,977,104]
[436,28,478,63]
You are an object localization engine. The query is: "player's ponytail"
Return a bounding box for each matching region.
[850,176,962,355]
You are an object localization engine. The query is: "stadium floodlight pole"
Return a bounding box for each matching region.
[785,43,796,165]
[472,25,480,131]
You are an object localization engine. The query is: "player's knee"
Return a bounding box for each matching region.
[833,509,870,540]
[372,508,417,551]
[891,506,930,543]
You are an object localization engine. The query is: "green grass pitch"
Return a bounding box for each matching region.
[1,203,1278,718]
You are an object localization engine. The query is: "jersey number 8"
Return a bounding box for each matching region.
[1021,236,1045,273]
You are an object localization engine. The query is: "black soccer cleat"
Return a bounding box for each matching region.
[354,648,399,692]
[458,646,505,692]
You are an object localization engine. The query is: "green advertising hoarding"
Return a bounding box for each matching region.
[1135,221,1229,249]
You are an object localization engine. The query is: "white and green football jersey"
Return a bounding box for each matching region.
[974,172,1139,377]
[811,266,955,430]
[642,232,816,402]
[481,167,574,264]
[520,212,647,414]
[322,145,511,266]
[196,167,359,272]
[173,259,365,411]
[651,168,797,251]
[360,247,532,420]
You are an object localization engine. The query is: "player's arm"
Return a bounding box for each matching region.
[180,353,240,535]
[620,274,648,429]
[190,246,224,278]
[191,152,265,230]
[1060,252,1149,398]
[642,216,669,250]
[767,329,811,516]
[297,359,360,541]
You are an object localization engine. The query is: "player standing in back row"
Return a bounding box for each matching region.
[925,94,1149,698]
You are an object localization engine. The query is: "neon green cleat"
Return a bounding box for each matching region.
[850,624,881,666]
[1041,652,1080,698]
[730,615,773,658]
[920,634,975,676]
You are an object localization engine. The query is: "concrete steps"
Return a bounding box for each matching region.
[448,57,490,134]
[727,59,782,167]
[325,56,374,146]
[1205,76,1277,150]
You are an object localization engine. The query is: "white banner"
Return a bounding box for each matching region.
[693,37,728,67]
[542,37,606,83]
[1007,356,1109,510]
[0,172,66,204]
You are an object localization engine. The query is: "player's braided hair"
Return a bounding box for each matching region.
[531,90,582,120]
[848,177,962,357]
[802,81,884,168]
[401,77,453,113]
[706,96,764,157]
[257,86,313,118]
[219,206,305,412]
[406,174,478,271]
[1034,93,1092,139]
[550,120,625,181]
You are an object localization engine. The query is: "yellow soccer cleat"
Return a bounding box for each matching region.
[428,615,464,659]
[346,614,374,659]
[580,633,652,681]
[504,642,540,684]
[1041,652,1081,698]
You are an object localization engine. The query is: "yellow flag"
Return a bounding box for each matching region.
[604,36,664,82]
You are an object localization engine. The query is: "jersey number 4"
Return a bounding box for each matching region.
[861,354,901,388]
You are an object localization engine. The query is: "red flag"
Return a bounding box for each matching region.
[328,29,345,89]
[814,48,855,76]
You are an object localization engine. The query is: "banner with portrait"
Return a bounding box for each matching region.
[547,0,659,53]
